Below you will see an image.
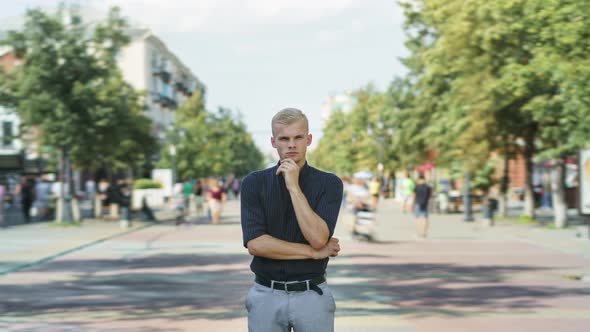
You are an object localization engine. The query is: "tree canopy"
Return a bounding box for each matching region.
[0,5,157,172]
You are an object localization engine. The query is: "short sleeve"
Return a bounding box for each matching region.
[314,174,343,237]
[240,173,267,248]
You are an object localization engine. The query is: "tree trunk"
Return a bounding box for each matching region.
[498,155,510,217]
[552,160,568,228]
[522,133,536,219]
[57,146,75,223]
[463,171,474,222]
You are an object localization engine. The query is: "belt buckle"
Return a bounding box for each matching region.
[284,282,290,293]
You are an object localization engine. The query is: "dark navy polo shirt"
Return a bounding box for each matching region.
[241,161,343,281]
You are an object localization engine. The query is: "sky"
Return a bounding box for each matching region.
[0,0,409,152]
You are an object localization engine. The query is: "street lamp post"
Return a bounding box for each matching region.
[169,143,177,186]
[463,171,474,222]
[368,120,387,181]
[168,126,185,187]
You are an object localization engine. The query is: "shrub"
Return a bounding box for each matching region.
[133,179,163,189]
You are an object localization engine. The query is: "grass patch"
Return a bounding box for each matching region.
[497,216,520,223]
[48,221,82,228]
[563,274,582,281]
[497,215,538,225]
[517,214,538,224]
[546,223,558,230]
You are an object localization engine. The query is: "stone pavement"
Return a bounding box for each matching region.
[0,198,589,331]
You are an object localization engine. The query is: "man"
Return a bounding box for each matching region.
[412,174,432,238]
[241,108,343,332]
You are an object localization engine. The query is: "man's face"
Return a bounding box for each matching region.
[271,120,312,167]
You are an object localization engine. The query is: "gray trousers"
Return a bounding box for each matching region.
[246,282,336,332]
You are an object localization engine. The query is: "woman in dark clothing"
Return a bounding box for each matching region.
[19,177,35,223]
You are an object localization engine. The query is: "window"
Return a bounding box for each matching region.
[151,53,159,71]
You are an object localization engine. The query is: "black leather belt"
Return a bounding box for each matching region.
[255,275,326,295]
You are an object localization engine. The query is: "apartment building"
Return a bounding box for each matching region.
[118,28,205,137]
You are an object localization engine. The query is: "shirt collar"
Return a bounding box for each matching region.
[274,160,311,179]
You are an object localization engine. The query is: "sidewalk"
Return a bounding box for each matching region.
[361,198,590,258]
[0,207,174,276]
[1,199,589,331]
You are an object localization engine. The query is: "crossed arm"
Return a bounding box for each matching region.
[246,190,340,260]
[247,234,339,260]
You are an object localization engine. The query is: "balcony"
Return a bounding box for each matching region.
[152,67,171,83]
[155,94,178,109]
[175,81,197,97]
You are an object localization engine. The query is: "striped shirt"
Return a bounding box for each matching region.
[241,161,343,281]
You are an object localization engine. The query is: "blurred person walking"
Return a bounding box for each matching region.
[207,178,226,224]
[369,177,380,209]
[17,176,35,223]
[241,108,343,331]
[34,175,52,221]
[117,180,132,228]
[412,174,432,238]
[400,174,415,213]
[231,177,241,200]
[97,178,110,219]
[173,181,186,226]
[193,179,205,220]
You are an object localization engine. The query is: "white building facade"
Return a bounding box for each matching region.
[321,91,356,126]
[118,28,204,137]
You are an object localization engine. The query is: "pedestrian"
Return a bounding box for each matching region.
[34,175,52,221]
[181,177,193,214]
[369,176,380,209]
[207,177,226,224]
[400,173,415,213]
[231,177,241,200]
[193,179,204,219]
[411,174,432,238]
[97,178,110,219]
[240,107,343,331]
[118,180,132,228]
[17,176,35,223]
[173,181,186,226]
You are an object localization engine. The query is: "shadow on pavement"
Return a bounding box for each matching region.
[0,253,253,322]
[328,261,590,318]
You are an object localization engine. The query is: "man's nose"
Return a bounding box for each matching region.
[288,139,296,148]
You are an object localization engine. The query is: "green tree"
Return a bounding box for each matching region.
[398,0,590,226]
[160,92,264,179]
[0,5,156,222]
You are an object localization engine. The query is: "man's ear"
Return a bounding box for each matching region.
[307,134,312,146]
[271,136,277,148]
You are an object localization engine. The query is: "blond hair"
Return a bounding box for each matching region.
[271,108,309,136]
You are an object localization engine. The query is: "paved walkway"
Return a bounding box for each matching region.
[0,198,589,331]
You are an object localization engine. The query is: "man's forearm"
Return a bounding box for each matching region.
[289,188,329,249]
[247,234,316,260]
